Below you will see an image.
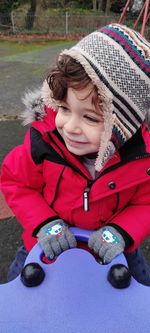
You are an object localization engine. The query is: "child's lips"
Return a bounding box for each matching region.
[65,136,87,146]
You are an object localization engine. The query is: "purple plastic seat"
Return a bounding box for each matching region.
[0,227,149,332]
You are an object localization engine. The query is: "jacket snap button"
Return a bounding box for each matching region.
[147,168,150,175]
[108,181,116,189]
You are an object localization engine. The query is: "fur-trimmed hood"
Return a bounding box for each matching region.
[21,87,46,126]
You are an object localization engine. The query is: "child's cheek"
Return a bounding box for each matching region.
[55,113,62,130]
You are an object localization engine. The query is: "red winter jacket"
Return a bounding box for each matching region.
[1,106,150,252]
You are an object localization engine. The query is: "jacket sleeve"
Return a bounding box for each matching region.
[110,180,150,252]
[1,129,59,237]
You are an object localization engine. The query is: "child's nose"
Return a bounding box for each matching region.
[65,117,81,134]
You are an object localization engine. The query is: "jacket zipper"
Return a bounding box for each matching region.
[83,187,90,211]
[83,181,93,212]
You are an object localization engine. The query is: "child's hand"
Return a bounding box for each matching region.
[37,220,77,260]
[88,226,125,264]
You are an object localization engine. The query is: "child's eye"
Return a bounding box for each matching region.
[84,115,100,123]
[57,105,69,112]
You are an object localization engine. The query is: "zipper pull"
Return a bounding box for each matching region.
[83,187,90,211]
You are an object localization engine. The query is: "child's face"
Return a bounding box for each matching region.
[55,84,104,156]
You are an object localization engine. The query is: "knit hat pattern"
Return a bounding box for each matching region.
[60,23,150,171]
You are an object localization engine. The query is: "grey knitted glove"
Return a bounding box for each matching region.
[37,219,77,260]
[88,226,125,264]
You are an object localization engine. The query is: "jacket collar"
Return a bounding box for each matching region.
[41,123,150,179]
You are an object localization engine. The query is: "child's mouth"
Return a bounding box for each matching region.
[65,136,87,147]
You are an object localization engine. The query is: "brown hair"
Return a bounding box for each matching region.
[47,54,98,104]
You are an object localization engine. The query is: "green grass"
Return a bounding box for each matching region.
[0,40,75,57]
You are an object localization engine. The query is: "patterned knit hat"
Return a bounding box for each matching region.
[42,23,150,171]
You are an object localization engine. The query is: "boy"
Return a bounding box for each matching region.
[1,23,150,284]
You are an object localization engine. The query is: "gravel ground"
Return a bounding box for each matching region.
[0,41,150,284]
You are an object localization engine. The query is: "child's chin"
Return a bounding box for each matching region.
[67,146,85,156]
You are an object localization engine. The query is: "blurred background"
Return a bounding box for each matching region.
[0,1,149,39]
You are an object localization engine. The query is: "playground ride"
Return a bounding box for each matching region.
[0,227,150,333]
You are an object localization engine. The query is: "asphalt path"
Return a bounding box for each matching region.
[0,41,150,284]
[0,40,75,119]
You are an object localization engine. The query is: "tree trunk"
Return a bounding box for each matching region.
[101,0,107,11]
[92,0,97,11]
[0,12,12,28]
[0,0,14,29]
[25,0,37,30]
[98,0,103,11]
[105,0,111,14]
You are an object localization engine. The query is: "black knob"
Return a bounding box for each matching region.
[107,264,131,289]
[146,168,150,175]
[21,262,45,287]
[108,181,116,189]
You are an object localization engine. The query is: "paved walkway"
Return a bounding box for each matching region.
[0,40,75,119]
